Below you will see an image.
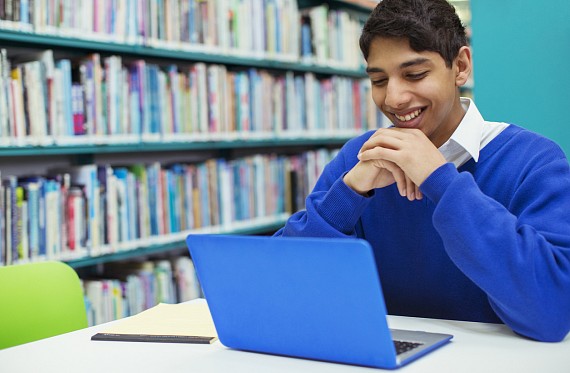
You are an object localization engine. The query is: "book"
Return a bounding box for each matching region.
[59,164,100,253]
[91,301,217,344]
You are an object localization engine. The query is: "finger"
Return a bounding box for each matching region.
[415,185,423,200]
[368,127,414,141]
[406,175,415,201]
[361,129,407,153]
[380,161,407,197]
[358,144,400,163]
[368,127,394,139]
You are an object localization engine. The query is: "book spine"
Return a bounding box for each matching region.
[15,185,25,261]
[113,168,130,243]
[25,182,39,259]
[7,176,17,264]
[72,83,86,135]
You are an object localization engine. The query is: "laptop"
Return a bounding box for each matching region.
[186,234,453,369]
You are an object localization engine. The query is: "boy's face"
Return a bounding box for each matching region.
[366,37,467,147]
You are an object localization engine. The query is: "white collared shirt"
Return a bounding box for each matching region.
[438,98,509,168]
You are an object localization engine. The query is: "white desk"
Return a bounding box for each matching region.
[1,307,569,373]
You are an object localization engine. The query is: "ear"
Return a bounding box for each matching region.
[454,46,472,87]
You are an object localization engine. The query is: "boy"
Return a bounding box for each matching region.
[275,0,570,342]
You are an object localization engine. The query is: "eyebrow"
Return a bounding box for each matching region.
[366,57,432,74]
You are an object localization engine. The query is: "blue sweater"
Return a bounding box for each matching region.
[275,124,570,342]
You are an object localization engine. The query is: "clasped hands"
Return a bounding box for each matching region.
[343,128,447,200]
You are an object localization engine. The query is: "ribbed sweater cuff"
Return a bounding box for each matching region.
[317,174,372,234]
[420,163,458,205]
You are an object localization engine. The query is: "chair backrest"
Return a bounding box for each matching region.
[0,261,88,349]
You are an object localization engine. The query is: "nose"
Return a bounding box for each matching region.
[384,79,411,110]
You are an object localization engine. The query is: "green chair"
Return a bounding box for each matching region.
[0,261,88,349]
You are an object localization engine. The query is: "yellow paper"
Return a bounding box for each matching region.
[101,301,217,338]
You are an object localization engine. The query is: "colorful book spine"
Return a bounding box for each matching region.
[83,257,199,326]
[66,186,85,252]
[0,148,341,266]
[0,50,381,143]
[71,83,86,135]
[24,181,39,258]
[0,1,370,68]
[113,167,130,243]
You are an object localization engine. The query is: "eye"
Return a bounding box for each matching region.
[371,78,387,87]
[407,71,428,80]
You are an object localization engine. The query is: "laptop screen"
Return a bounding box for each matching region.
[186,234,452,369]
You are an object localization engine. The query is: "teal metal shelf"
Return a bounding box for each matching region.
[299,0,376,13]
[0,136,353,156]
[0,29,367,78]
[65,215,289,269]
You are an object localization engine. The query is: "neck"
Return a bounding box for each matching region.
[430,96,467,148]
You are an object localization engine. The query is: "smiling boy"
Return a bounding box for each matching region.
[275,0,570,342]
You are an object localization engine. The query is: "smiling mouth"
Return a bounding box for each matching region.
[394,108,424,122]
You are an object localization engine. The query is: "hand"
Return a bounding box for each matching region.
[358,128,447,186]
[343,157,423,201]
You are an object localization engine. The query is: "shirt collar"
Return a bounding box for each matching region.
[440,97,485,163]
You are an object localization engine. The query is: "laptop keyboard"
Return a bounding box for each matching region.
[393,340,423,355]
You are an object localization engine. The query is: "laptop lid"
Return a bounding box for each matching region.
[186,234,452,369]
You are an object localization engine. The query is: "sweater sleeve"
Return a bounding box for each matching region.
[422,159,570,342]
[274,135,373,238]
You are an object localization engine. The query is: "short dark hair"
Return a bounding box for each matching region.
[359,0,468,68]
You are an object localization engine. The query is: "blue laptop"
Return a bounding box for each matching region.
[186,234,452,369]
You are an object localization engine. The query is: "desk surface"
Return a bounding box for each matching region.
[1,301,569,373]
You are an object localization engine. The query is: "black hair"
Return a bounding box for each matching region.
[359,0,467,68]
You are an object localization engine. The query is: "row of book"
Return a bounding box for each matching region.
[300,4,366,68]
[0,1,368,69]
[83,256,201,326]
[0,148,337,266]
[0,48,383,145]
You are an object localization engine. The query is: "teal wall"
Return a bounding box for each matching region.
[470,0,570,155]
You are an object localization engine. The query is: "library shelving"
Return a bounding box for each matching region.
[0,0,382,325]
[66,213,290,269]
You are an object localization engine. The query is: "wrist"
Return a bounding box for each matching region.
[343,171,372,197]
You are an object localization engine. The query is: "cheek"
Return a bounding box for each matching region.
[371,87,385,108]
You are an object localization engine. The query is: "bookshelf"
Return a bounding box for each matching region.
[0,137,353,156]
[66,214,290,269]
[0,0,380,325]
[299,0,378,12]
[0,28,368,78]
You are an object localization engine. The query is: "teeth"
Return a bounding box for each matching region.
[395,109,422,122]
